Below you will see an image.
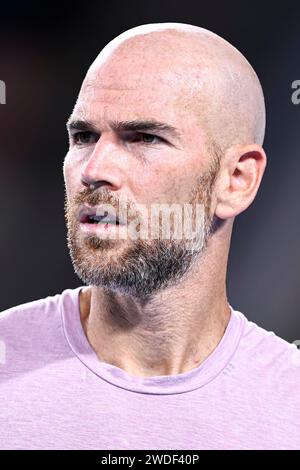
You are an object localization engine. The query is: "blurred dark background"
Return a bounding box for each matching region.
[0,0,299,343]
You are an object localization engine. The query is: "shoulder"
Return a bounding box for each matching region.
[241,313,300,365]
[1,291,60,321]
[0,287,79,328]
[0,287,83,363]
[235,309,300,391]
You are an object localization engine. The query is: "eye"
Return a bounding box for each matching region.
[129,133,164,145]
[72,131,99,145]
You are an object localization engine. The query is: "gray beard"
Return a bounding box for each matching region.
[66,212,217,299]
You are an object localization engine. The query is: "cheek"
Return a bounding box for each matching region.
[63,152,79,198]
[155,165,195,202]
[134,166,191,204]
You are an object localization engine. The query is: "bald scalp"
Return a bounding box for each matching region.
[85,23,266,156]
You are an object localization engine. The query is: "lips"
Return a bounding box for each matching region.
[78,205,123,226]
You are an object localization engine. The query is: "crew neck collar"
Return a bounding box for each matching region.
[61,286,246,395]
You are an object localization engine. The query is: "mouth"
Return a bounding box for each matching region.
[78,205,122,226]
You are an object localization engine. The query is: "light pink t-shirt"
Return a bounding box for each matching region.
[0,286,299,450]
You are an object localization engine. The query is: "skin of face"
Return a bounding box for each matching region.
[63,23,267,377]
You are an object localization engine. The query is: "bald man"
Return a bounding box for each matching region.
[0,23,299,451]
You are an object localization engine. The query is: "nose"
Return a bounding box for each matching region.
[81,136,124,191]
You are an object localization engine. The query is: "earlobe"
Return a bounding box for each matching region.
[214,144,267,220]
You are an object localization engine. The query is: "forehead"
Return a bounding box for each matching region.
[74,56,209,133]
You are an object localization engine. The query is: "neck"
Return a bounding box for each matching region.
[79,234,232,378]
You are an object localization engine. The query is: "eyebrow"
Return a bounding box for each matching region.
[66,118,182,142]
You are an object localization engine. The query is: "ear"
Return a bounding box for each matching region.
[215,144,267,220]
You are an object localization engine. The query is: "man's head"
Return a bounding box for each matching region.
[64,23,267,298]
